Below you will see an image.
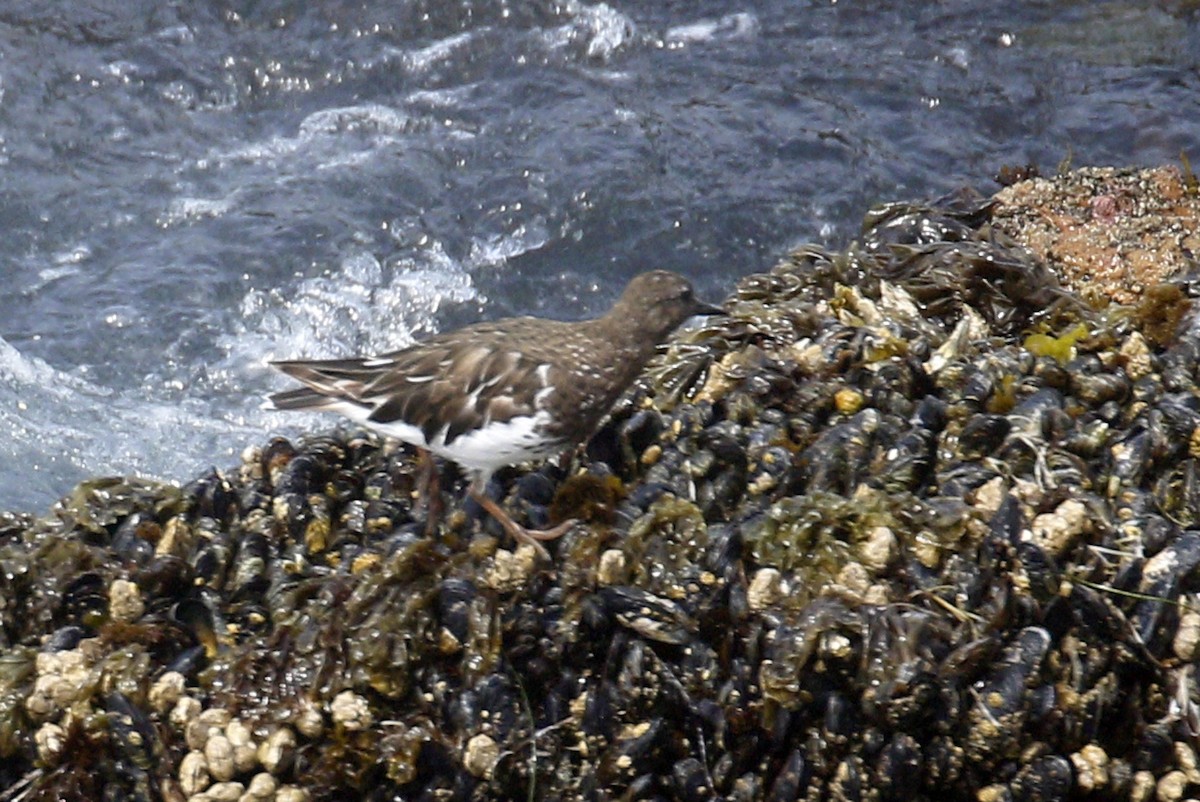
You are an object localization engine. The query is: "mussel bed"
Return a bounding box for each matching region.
[4,167,1200,802]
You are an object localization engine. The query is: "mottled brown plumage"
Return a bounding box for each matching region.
[267,270,721,553]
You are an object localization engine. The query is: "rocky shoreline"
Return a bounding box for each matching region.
[3,165,1200,802]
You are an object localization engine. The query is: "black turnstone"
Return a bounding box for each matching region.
[266,270,721,553]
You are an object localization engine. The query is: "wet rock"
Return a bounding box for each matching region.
[3,167,1200,801]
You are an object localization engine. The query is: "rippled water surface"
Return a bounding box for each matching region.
[1,0,1197,511]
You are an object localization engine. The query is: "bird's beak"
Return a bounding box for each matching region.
[694,300,725,317]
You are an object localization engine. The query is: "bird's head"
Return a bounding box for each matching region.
[613,270,724,341]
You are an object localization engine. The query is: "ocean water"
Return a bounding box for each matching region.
[1,0,1197,513]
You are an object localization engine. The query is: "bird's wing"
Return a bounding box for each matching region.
[363,342,552,445]
[270,338,556,447]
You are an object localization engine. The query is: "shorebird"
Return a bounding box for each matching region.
[266,270,721,554]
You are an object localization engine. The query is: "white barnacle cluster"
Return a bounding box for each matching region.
[161,678,315,802]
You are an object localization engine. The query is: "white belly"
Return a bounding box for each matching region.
[319,400,562,477]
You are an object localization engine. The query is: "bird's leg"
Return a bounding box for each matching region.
[414,448,443,537]
[467,480,576,559]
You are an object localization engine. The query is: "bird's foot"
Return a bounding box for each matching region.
[509,517,578,559]
[468,487,577,560]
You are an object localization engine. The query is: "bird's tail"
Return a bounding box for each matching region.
[263,357,378,413]
[263,386,341,411]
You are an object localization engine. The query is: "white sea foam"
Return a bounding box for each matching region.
[665,12,759,45]
[160,195,235,226]
[543,1,636,61]
[240,212,560,375]
[0,335,259,513]
[213,102,420,169]
[404,31,478,72]
[468,221,550,270]
[298,104,413,137]
[405,86,473,108]
[0,337,84,395]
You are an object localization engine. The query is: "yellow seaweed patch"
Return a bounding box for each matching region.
[1023,322,1089,365]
